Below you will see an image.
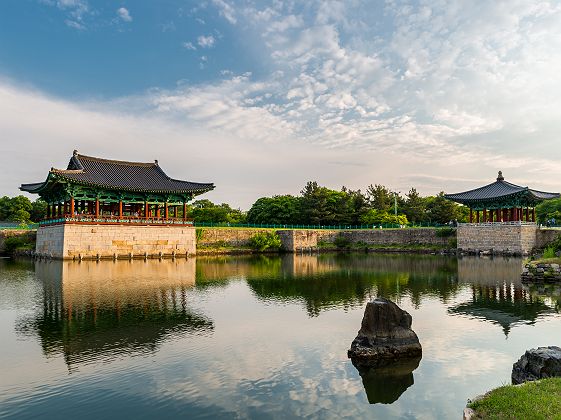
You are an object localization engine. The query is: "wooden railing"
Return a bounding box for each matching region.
[40,214,194,227]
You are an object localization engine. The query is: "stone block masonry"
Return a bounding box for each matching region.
[36,224,196,260]
[457,223,538,255]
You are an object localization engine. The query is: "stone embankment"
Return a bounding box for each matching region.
[198,227,453,253]
[522,261,561,282]
[0,229,36,254]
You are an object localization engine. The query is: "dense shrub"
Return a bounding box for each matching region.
[3,236,34,254]
[333,233,351,249]
[249,232,282,251]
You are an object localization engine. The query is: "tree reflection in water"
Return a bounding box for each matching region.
[16,259,213,370]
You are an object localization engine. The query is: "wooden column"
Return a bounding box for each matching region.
[95,198,100,218]
[69,197,75,215]
[483,209,487,223]
[156,206,160,219]
[119,200,123,219]
[183,202,187,221]
[476,211,480,223]
[145,202,149,218]
[469,208,473,223]
[164,202,169,220]
[525,207,529,222]
[46,204,51,219]
[532,208,536,222]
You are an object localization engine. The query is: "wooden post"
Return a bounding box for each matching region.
[145,202,149,218]
[469,208,473,223]
[532,208,536,222]
[70,197,75,216]
[483,209,487,223]
[165,202,168,220]
[476,211,480,223]
[46,204,51,219]
[95,198,100,218]
[156,206,160,218]
[119,200,123,219]
[525,207,529,222]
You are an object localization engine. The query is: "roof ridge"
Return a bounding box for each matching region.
[76,153,157,167]
[51,168,84,174]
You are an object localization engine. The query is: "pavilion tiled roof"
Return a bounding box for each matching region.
[20,151,214,195]
[444,171,559,205]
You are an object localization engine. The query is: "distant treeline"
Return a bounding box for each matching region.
[4,181,561,225]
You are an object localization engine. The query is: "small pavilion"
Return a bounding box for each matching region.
[444,171,559,223]
[20,150,214,225]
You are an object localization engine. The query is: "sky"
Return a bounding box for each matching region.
[1,0,561,209]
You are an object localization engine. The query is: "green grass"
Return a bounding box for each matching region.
[469,378,561,420]
[530,257,561,265]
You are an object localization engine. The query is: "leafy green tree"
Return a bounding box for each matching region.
[402,188,427,223]
[360,209,408,225]
[189,199,246,224]
[0,195,32,223]
[366,184,393,212]
[30,199,48,222]
[247,195,301,224]
[536,198,561,224]
[425,192,466,224]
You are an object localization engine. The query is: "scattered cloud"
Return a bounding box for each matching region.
[182,42,196,51]
[40,0,90,29]
[116,7,132,23]
[197,35,216,48]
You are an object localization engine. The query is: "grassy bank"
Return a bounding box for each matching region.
[468,378,561,419]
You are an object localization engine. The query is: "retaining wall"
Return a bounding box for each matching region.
[36,224,196,259]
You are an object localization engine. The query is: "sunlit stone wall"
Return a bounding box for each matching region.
[36,224,196,259]
[316,228,451,247]
[457,224,538,255]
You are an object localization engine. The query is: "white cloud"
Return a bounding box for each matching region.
[182,42,196,51]
[40,0,90,28]
[197,35,216,48]
[212,0,237,24]
[117,7,132,22]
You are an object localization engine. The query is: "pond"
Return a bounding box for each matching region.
[0,254,560,419]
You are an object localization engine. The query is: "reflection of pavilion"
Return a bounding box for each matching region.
[17,259,213,370]
[450,258,555,336]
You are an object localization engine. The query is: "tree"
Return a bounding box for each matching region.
[30,199,48,222]
[247,195,301,224]
[402,188,427,223]
[188,199,246,224]
[536,198,561,224]
[0,195,32,223]
[366,184,393,212]
[425,192,465,224]
[360,209,408,225]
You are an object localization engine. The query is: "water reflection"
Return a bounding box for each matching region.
[16,259,213,370]
[241,254,461,316]
[449,257,555,336]
[356,357,421,404]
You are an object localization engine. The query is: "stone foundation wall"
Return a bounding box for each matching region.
[536,228,561,249]
[277,230,318,252]
[457,224,538,255]
[197,228,272,247]
[36,223,196,259]
[316,228,450,247]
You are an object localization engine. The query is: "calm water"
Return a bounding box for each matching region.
[1,254,560,419]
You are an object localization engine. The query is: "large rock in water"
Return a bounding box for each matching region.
[512,346,561,384]
[348,298,422,367]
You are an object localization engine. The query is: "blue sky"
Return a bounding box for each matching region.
[1,0,561,208]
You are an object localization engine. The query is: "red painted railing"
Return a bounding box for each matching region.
[40,214,194,227]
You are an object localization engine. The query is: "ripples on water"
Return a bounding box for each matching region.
[0,254,560,419]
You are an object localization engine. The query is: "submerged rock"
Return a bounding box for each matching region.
[347,297,422,368]
[512,346,561,384]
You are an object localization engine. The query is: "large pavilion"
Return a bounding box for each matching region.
[444,171,559,223]
[20,150,214,226]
